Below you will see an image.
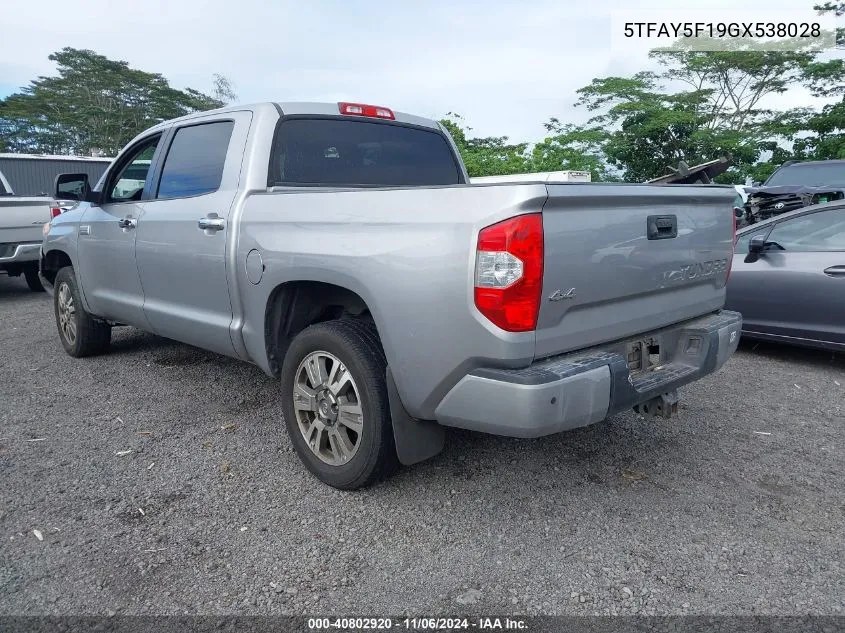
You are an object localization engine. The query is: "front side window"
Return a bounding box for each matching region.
[156,121,234,199]
[108,136,161,202]
[766,209,845,252]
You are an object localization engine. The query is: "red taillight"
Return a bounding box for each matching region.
[726,210,737,283]
[338,102,395,120]
[50,207,62,218]
[474,213,544,332]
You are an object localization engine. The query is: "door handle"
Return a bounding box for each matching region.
[117,217,137,230]
[646,215,678,240]
[823,265,845,277]
[198,214,225,232]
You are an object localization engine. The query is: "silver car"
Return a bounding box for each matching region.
[725,201,845,351]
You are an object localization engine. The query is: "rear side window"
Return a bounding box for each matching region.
[269,118,462,187]
[157,121,234,199]
[765,163,845,187]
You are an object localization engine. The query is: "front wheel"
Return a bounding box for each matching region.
[24,263,45,292]
[280,319,398,490]
[53,266,111,357]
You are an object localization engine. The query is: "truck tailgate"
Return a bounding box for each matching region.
[535,183,735,359]
[0,198,50,245]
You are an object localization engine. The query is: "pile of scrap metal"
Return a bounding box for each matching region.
[646,155,733,185]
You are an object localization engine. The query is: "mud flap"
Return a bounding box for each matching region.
[386,367,444,466]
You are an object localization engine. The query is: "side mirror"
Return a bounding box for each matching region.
[744,234,767,263]
[748,234,766,254]
[54,173,91,203]
[752,181,762,187]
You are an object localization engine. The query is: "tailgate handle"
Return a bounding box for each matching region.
[647,215,678,240]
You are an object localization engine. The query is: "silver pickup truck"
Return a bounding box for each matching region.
[41,101,742,489]
[0,169,56,291]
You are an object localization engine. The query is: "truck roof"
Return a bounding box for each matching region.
[777,159,845,167]
[146,101,442,133]
[0,153,113,162]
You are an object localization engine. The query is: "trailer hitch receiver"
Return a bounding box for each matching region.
[634,390,679,419]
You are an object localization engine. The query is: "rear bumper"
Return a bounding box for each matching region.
[434,310,742,437]
[0,242,41,265]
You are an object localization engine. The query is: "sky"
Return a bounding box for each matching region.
[0,0,841,143]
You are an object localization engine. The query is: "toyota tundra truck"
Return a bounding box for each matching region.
[40,101,742,489]
[0,168,61,291]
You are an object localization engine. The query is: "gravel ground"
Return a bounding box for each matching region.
[1,273,844,617]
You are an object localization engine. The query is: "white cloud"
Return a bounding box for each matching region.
[0,0,839,143]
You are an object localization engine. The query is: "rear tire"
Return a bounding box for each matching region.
[24,263,44,292]
[280,318,398,490]
[53,266,111,357]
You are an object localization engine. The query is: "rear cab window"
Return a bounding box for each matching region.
[268,118,462,187]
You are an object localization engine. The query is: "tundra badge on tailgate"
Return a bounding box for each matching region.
[661,258,729,285]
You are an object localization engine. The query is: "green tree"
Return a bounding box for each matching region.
[528,120,617,181]
[574,72,720,181]
[440,113,530,177]
[785,2,845,160]
[0,48,230,156]
[573,47,833,182]
[212,73,238,104]
[815,1,844,47]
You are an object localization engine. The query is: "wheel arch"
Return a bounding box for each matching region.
[264,280,377,378]
[41,248,96,314]
[263,279,444,468]
[40,248,73,285]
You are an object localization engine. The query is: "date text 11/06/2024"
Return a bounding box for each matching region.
[307,617,529,630]
[623,21,822,39]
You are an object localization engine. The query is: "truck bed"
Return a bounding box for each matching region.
[238,180,736,419]
[0,197,52,245]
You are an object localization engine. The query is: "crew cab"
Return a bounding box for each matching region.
[41,102,742,489]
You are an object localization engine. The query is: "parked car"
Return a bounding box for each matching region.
[742,159,845,225]
[0,168,60,291]
[40,101,742,489]
[725,201,845,351]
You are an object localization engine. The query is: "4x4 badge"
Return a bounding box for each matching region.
[549,288,576,301]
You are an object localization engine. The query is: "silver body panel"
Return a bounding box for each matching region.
[43,101,740,431]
